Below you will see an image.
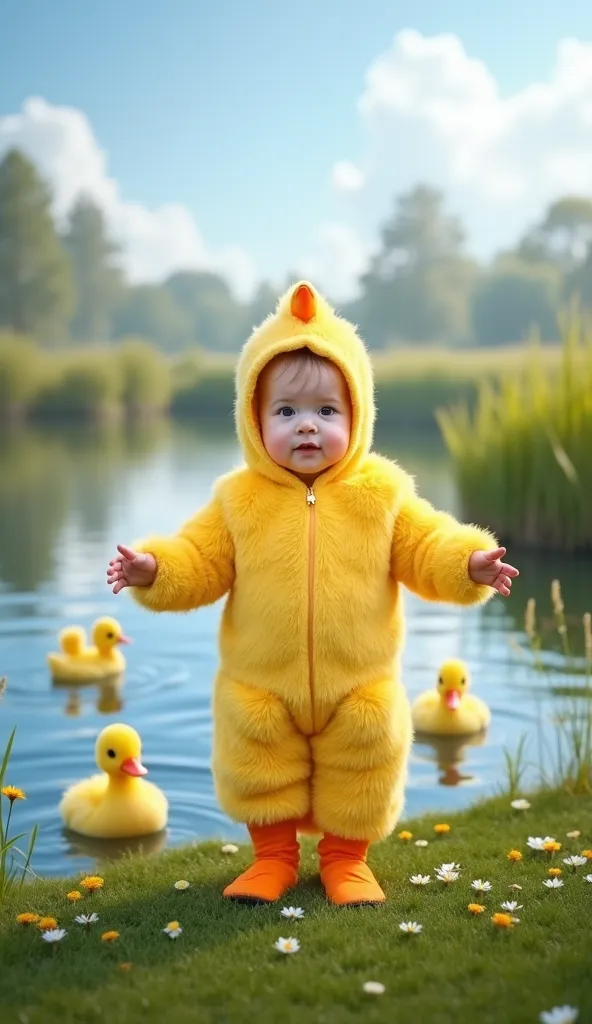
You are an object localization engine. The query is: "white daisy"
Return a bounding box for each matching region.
[281,906,305,919]
[274,936,300,954]
[528,836,556,851]
[174,879,191,890]
[163,921,183,939]
[543,878,564,889]
[500,901,523,912]
[41,928,67,943]
[414,839,428,848]
[435,867,460,884]
[439,861,461,872]
[583,874,592,883]
[221,844,239,855]
[399,921,423,934]
[511,799,531,810]
[566,831,581,839]
[563,855,587,868]
[471,879,492,894]
[539,1006,579,1024]
[409,874,431,886]
[363,981,385,995]
[75,913,99,926]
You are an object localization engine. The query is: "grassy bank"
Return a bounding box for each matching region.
[438,310,592,554]
[0,330,561,429]
[1,788,591,1022]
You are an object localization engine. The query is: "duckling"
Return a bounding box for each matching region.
[411,659,491,736]
[59,723,168,838]
[47,617,130,682]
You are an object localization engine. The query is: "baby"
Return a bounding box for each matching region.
[107,282,519,907]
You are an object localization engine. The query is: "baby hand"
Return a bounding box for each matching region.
[468,547,519,597]
[107,544,157,594]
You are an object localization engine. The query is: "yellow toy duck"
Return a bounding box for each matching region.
[411,659,491,736]
[59,723,168,838]
[47,617,130,682]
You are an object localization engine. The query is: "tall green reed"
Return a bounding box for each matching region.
[0,681,39,908]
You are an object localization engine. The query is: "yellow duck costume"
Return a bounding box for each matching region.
[129,282,498,906]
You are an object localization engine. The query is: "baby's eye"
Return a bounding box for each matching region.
[319,406,336,416]
[279,406,295,417]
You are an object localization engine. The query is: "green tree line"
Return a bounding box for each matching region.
[1,148,592,351]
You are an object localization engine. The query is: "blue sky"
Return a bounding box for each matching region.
[2,0,592,296]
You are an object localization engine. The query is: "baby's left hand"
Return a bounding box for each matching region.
[469,547,519,597]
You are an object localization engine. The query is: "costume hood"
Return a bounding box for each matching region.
[235,281,375,485]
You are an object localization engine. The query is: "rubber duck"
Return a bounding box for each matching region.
[411,659,491,736]
[59,723,168,838]
[47,617,130,682]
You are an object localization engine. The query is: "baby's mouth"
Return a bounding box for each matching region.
[295,443,320,451]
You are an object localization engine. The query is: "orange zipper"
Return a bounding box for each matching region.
[306,486,316,732]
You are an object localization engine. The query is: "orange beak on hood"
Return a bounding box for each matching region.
[117,634,132,645]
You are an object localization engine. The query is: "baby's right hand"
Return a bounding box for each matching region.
[107,544,157,594]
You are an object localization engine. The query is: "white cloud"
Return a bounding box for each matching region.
[298,222,370,301]
[331,160,365,192]
[0,97,256,299]
[344,30,592,258]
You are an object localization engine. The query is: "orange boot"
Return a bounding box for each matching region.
[223,821,300,904]
[318,833,385,906]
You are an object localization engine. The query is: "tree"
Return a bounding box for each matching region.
[164,271,244,350]
[356,185,475,346]
[517,197,592,273]
[471,258,561,346]
[111,284,193,350]
[0,149,73,341]
[63,196,123,342]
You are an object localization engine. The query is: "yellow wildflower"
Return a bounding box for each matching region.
[1,785,26,802]
[118,962,133,972]
[582,850,592,860]
[101,930,119,942]
[81,875,104,893]
[491,912,514,929]
[38,917,58,931]
[66,891,82,902]
[16,912,39,925]
[398,830,413,841]
[507,849,522,862]
[434,823,450,835]
[548,867,562,877]
[468,903,485,915]
[543,841,561,853]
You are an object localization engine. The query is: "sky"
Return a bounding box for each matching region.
[2,0,592,300]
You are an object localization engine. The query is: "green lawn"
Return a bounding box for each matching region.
[2,788,592,1024]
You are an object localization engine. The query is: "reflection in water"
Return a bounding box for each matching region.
[52,674,126,716]
[414,731,488,787]
[63,826,168,863]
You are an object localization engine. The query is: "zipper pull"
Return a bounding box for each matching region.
[306,487,316,505]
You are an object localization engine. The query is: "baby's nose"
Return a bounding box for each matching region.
[298,419,318,433]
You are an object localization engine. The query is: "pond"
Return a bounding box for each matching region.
[0,419,589,877]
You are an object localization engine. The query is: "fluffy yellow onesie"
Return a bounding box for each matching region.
[130,281,498,903]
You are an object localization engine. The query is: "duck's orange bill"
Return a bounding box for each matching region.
[120,757,148,776]
[117,634,132,645]
[445,690,461,710]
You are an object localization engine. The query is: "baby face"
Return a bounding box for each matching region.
[258,355,352,483]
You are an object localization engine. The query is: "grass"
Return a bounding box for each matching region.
[437,305,592,553]
[1,788,592,1023]
[0,329,563,429]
